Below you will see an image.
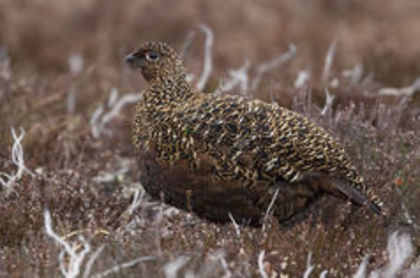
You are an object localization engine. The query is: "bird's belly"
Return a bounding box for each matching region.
[138,149,263,225]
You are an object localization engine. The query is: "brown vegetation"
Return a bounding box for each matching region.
[0,0,419,277]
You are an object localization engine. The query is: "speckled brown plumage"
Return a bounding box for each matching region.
[126,42,382,226]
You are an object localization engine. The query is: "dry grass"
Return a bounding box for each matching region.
[0,0,419,277]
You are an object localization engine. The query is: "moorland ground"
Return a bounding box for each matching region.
[0,0,419,277]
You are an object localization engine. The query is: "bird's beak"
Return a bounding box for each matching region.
[125,53,137,67]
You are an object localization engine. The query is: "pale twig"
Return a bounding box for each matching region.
[215,60,250,96]
[353,254,370,278]
[127,189,145,215]
[100,93,140,125]
[228,213,241,237]
[91,256,155,278]
[11,127,34,179]
[186,73,196,84]
[90,90,140,138]
[90,104,105,138]
[330,77,340,88]
[382,232,413,278]
[322,38,338,84]
[82,245,105,278]
[263,188,280,230]
[356,232,414,278]
[0,53,12,81]
[107,88,119,107]
[67,87,76,114]
[0,127,34,194]
[208,250,232,278]
[44,210,75,256]
[319,270,328,278]
[294,69,310,89]
[303,252,314,278]
[378,78,420,97]
[320,88,335,116]
[396,181,419,230]
[196,24,214,91]
[181,30,196,59]
[68,53,84,76]
[401,202,419,231]
[44,210,91,278]
[219,256,232,278]
[258,250,268,278]
[361,72,375,86]
[406,262,420,278]
[251,43,297,90]
[342,63,363,86]
[164,256,190,278]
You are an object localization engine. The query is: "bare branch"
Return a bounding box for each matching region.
[303,252,314,278]
[44,210,91,278]
[320,88,335,116]
[91,256,155,278]
[208,250,232,278]
[11,127,34,179]
[322,38,338,84]
[127,188,145,215]
[186,73,196,84]
[294,69,310,89]
[401,203,419,231]
[82,245,105,278]
[101,93,140,125]
[164,256,190,278]
[68,53,84,76]
[0,60,12,83]
[228,213,241,237]
[90,90,140,138]
[355,232,414,278]
[181,30,196,59]
[196,24,214,91]
[319,270,328,278]
[107,87,119,107]
[378,77,420,97]
[263,188,280,230]
[44,210,76,258]
[258,250,268,278]
[90,104,105,138]
[215,60,250,96]
[342,63,363,85]
[251,43,297,90]
[353,254,370,278]
[383,232,413,278]
[219,256,232,278]
[406,262,420,278]
[0,127,34,195]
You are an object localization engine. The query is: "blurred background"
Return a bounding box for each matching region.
[0,1,419,276]
[2,0,420,161]
[2,0,420,84]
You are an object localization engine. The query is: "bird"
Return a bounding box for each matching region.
[126,41,382,226]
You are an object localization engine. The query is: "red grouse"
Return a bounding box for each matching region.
[126,42,381,226]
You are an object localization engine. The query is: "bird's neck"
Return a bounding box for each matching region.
[142,74,194,108]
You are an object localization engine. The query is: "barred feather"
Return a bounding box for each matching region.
[127,42,381,225]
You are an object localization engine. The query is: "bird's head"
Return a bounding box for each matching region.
[125,42,186,83]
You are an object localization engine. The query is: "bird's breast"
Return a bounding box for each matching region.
[136,145,263,225]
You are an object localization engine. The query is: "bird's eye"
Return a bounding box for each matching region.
[145,51,159,61]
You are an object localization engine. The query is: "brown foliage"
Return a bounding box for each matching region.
[0,0,419,276]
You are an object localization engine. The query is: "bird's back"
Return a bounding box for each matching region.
[134,92,381,223]
[129,41,381,225]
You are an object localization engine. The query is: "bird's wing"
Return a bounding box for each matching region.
[173,95,359,184]
[149,94,379,213]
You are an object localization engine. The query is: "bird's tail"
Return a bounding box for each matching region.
[332,178,382,214]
